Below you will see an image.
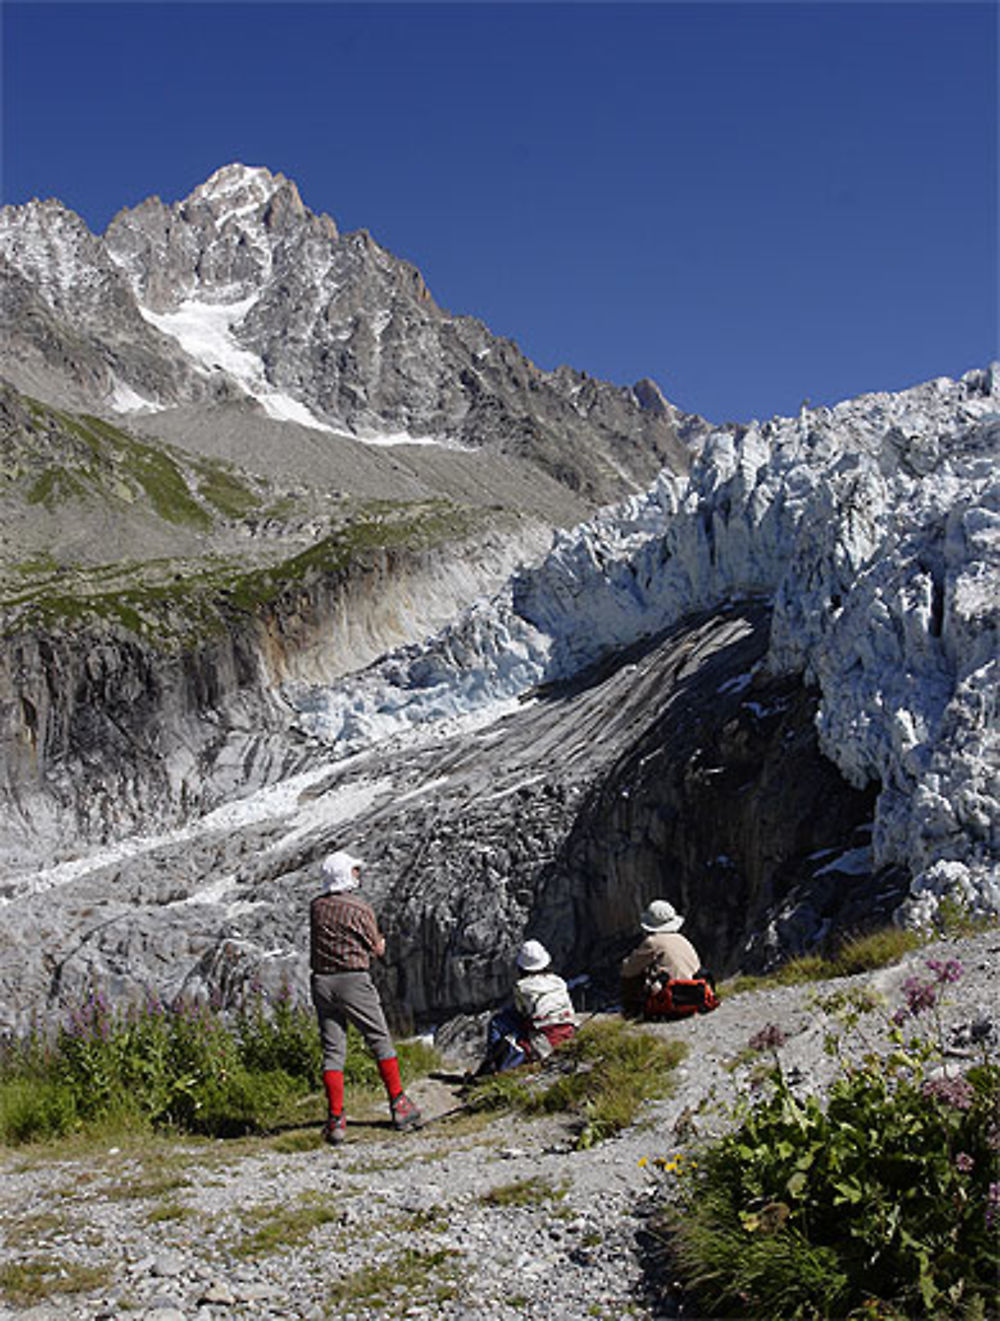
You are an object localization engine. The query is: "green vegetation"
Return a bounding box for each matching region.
[223,499,475,615]
[33,410,259,530]
[3,499,479,643]
[327,1247,463,1311]
[720,926,925,999]
[662,959,1000,1319]
[0,988,438,1146]
[467,1018,687,1149]
[234,1189,345,1258]
[145,1202,195,1224]
[3,392,493,645]
[1,1208,78,1249]
[480,1175,565,1208]
[0,1257,110,1307]
[26,466,88,508]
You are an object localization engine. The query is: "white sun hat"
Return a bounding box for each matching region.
[516,939,552,973]
[321,850,364,894]
[640,899,685,933]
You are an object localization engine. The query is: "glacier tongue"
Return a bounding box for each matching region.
[289,366,1000,921]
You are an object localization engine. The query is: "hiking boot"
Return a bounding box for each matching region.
[390,1092,422,1132]
[322,1113,346,1146]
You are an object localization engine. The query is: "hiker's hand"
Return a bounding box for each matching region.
[374,934,386,958]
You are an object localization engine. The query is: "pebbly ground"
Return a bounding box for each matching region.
[1,929,996,1321]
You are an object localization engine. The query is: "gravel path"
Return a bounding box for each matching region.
[1,930,996,1321]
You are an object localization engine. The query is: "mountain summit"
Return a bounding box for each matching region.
[0,163,697,504]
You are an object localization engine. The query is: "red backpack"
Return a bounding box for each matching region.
[643,968,720,1019]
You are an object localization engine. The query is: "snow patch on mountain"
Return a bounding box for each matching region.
[352,429,476,452]
[133,295,339,431]
[288,367,1000,922]
[188,163,287,216]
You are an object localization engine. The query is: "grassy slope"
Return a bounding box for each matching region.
[0,389,492,648]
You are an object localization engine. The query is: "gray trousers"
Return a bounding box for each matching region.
[311,970,396,1071]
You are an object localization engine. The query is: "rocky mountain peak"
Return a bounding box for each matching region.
[632,376,668,415]
[186,162,297,217]
[1,162,697,502]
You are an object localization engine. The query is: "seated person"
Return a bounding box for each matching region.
[476,940,578,1075]
[620,899,703,1018]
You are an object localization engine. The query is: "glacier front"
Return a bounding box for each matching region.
[288,366,1000,923]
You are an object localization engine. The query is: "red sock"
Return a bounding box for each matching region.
[323,1069,344,1117]
[377,1055,403,1100]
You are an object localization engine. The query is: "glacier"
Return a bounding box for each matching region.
[287,366,1000,923]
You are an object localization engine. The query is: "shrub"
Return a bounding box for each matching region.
[664,960,1000,1318]
[0,986,436,1145]
[0,1079,78,1144]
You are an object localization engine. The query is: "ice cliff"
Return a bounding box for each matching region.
[289,367,1000,923]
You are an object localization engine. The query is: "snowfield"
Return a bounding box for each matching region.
[288,366,1000,923]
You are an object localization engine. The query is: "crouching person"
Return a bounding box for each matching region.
[620,900,718,1020]
[477,940,578,1076]
[310,850,422,1145]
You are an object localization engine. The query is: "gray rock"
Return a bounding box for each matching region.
[150,1252,186,1279]
[196,1280,235,1306]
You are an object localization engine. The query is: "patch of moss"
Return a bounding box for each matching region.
[26,466,88,508]
[0,1256,110,1306]
[196,466,261,518]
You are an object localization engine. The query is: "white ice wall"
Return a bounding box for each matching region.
[289,367,1000,921]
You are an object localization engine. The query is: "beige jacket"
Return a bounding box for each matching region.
[620,931,702,1015]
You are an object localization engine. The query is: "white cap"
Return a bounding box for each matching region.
[516,939,551,972]
[640,899,684,933]
[321,851,364,893]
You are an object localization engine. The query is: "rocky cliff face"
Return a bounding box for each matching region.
[0,519,546,874]
[0,602,886,1034]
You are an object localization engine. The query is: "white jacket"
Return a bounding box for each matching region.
[514,972,577,1029]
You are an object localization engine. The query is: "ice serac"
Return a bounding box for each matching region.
[292,367,1000,923]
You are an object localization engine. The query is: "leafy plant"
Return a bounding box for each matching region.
[664,960,1000,1318]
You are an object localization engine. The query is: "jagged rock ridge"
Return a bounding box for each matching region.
[0,163,701,506]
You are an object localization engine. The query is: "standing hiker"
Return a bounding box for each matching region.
[475,939,578,1075]
[310,849,422,1145]
[620,899,715,1019]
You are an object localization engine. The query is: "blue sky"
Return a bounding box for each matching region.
[2,1,997,423]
